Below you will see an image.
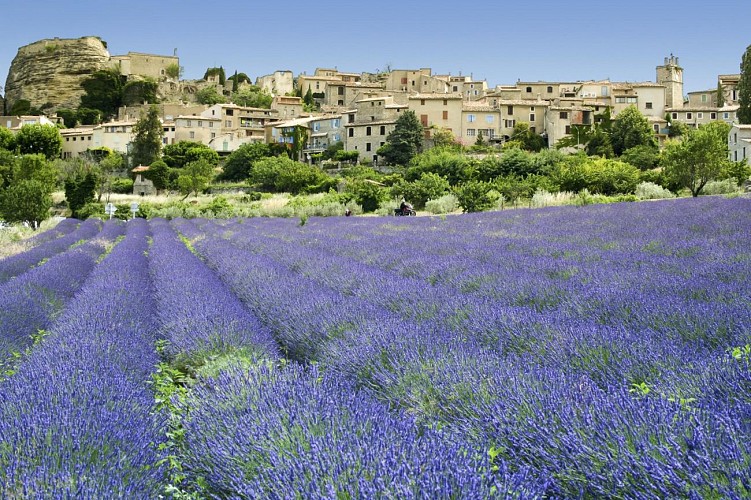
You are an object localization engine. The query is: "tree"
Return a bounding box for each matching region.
[453,180,500,213]
[56,108,78,128]
[661,121,732,197]
[196,86,227,105]
[130,105,163,167]
[0,180,53,228]
[64,170,98,219]
[619,145,659,170]
[218,142,273,181]
[431,127,457,149]
[80,68,125,119]
[165,63,183,80]
[232,86,272,108]
[15,124,62,159]
[510,122,546,152]
[144,159,170,193]
[122,79,159,106]
[377,110,424,166]
[737,44,751,124]
[0,127,15,151]
[95,151,124,202]
[610,106,657,156]
[177,158,215,198]
[250,156,333,194]
[163,141,219,169]
[392,172,450,209]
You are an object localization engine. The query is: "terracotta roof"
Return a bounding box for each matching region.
[132,166,150,172]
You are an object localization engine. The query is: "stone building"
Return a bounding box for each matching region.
[343,96,407,164]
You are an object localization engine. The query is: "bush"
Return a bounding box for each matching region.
[635,182,675,200]
[391,173,450,209]
[530,189,577,208]
[108,177,133,194]
[701,179,740,195]
[425,194,458,214]
[453,180,501,213]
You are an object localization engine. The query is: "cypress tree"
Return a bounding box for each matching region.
[737,44,751,124]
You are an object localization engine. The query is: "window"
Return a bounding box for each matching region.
[334,134,340,141]
[701,94,707,103]
[411,80,415,86]
[504,119,515,128]
[601,86,609,97]
[547,86,553,93]
[724,112,730,119]
[452,86,458,92]
[72,137,76,141]
[421,99,425,105]
[672,112,678,119]
[380,125,386,135]
[653,124,659,132]
[315,82,320,90]
[559,111,568,119]
[485,115,493,123]
[366,143,371,152]
[526,86,532,93]
[226,109,233,116]
[198,120,202,127]
[530,107,535,112]
[645,102,652,109]
[529,113,535,122]
[366,126,372,136]
[697,112,703,119]
[565,125,571,134]
[507,106,513,115]
[348,114,355,123]
[467,114,476,122]
[338,100,344,105]
[401,77,408,85]
[338,86,344,95]
[487,129,495,138]
[710,112,717,120]
[211,133,216,138]
[443,111,449,120]
[332,118,340,128]
[466,129,476,137]
[225,120,232,127]
[348,128,354,137]
[686,112,693,120]
[732,90,738,100]
[443,99,447,105]
[209,122,214,128]
[187,120,192,127]
[421,115,428,126]
[189,131,195,139]
[65,137,69,142]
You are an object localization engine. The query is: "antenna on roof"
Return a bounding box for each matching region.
[173,48,177,56]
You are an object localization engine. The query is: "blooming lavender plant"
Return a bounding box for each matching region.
[0,218,168,497]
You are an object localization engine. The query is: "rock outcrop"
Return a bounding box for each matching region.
[4,36,111,113]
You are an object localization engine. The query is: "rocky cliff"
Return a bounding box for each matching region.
[4,36,111,113]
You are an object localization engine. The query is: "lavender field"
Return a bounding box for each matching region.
[1,196,750,499]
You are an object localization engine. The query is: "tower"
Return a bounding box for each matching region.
[656,54,684,109]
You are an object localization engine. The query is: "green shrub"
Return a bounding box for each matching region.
[453,180,501,213]
[425,194,459,214]
[111,178,134,194]
[701,179,740,195]
[635,182,675,200]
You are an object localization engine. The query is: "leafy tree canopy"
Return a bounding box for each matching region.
[130,105,163,167]
[511,122,546,152]
[15,124,62,159]
[378,110,425,166]
[122,79,159,106]
[163,141,219,169]
[178,158,215,198]
[231,85,272,108]
[196,86,227,105]
[610,106,657,156]
[217,142,273,181]
[80,68,125,119]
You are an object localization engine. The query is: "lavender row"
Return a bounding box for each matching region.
[0,217,103,284]
[22,217,80,246]
[0,219,168,497]
[177,209,751,497]
[169,219,545,496]
[148,218,279,363]
[179,362,546,499]
[191,217,747,409]
[0,219,126,364]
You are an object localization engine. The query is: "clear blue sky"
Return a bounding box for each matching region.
[1,0,750,96]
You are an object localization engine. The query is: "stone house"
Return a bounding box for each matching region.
[255,70,294,96]
[132,165,155,196]
[60,126,96,159]
[110,52,179,81]
[343,96,407,164]
[461,101,501,144]
[408,93,463,139]
[728,123,751,163]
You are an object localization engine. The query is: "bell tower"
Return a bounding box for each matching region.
[656,54,684,109]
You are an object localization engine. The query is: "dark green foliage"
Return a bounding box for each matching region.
[619,145,659,170]
[111,177,134,194]
[738,44,751,124]
[80,68,125,119]
[76,108,102,125]
[163,141,218,169]
[511,122,546,152]
[227,72,251,85]
[334,150,359,163]
[586,129,614,158]
[9,99,41,116]
[321,141,344,160]
[130,106,163,167]
[64,171,98,218]
[407,148,470,185]
[217,142,273,181]
[391,172,450,209]
[378,110,424,166]
[346,179,388,212]
[453,180,500,212]
[232,86,272,108]
[195,87,226,105]
[250,156,335,195]
[0,128,15,151]
[0,180,53,227]
[610,106,657,156]
[144,160,170,192]
[495,174,552,203]
[203,67,226,85]
[178,158,215,198]
[723,160,751,186]
[303,87,314,107]
[15,124,62,159]
[56,108,78,128]
[122,79,159,106]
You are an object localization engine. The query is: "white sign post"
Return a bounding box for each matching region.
[130,202,139,220]
[104,203,116,220]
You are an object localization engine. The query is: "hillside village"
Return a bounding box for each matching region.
[2,36,751,168]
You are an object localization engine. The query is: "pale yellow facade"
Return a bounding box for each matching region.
[60,126,96,159]
[407,94,463,136]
